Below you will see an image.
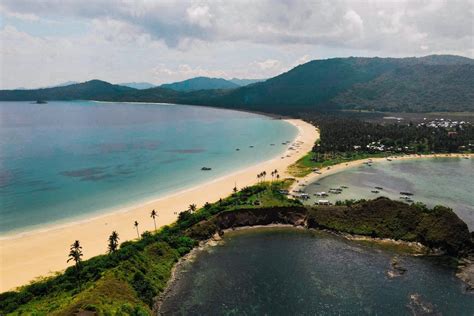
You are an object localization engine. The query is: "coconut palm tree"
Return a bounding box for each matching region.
[107,231,120,254]
[67,240,83,287]
[189,204,197,213]
[134,221,140,238]
[67,240,83,268]
[150,209,158,230]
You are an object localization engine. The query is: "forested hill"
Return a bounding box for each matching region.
[1,55,473,113]
[159,77,240,91]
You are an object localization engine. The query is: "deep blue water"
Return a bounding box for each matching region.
[161,228,474,315]
[0,101,297,235]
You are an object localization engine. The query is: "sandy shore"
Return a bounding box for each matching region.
[0,119,319,292]
[291,153,473,193]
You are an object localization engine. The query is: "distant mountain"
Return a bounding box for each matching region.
[160,77,239,92]
[49,81,79,88]
[230,78,266,86]
[205,55,474,113]
[119,82,156,89]
[0,80,135,101]
[1,55,473,113]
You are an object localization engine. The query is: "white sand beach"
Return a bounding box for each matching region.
[0,119,319,292]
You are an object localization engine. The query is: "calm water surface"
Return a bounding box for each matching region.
[303,158,474,230]
[0,101,297,235]
[161,228,474,315]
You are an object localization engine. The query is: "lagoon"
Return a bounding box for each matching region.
[303,158,474,230]
[160,228,473,315]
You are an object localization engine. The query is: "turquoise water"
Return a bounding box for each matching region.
[161,228,474,315]
[0,101,297,235]
[303,158,474,230]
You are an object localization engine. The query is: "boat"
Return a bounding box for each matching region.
[400,192,414,196]
[35,100,47,104]
[386,158,393,161]
[316,199,331,205]
[201,167,212,171]
[249,146,254,148]
[340,185,349,189]
[315,192,328,197]
[236,148,240,151]
[374,186,383,190]
[371,190,380,193]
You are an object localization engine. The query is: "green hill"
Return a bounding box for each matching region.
[1,55,473,113]
[0,80,135,101]
[160,77,239,91]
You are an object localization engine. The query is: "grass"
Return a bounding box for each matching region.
[287,151,389,177]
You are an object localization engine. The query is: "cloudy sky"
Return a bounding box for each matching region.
[0,0,473,89]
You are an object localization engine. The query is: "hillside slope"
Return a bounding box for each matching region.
[1,55,473,113]
[160,77,239,91]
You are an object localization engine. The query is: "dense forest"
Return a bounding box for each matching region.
[1,55,473,113]
[295,113,473,166]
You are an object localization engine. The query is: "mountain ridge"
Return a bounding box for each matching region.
[1,55,473,113]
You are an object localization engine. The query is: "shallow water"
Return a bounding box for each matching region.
[0,101,297,235]
[160,228,473,315]
[303,158,474,230]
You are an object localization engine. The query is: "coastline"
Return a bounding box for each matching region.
[0,119,319,293]
[290,153,473,193]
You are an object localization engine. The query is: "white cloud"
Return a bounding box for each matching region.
[0,0,473,88]
[186,5,213,28]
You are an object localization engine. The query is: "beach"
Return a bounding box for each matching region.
[0,119,318,292]
[291,153,474,193]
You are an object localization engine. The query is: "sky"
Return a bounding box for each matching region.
[0,0,473,89]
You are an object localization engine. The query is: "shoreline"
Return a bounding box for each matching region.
[290,153,473,193]
[156,224,473,312]
[0,119,319,293]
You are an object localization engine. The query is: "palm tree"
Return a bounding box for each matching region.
[134,221,140,238]
[233,185,238,193]
[150,209,158,230]
[107,231,119,254]
[189,204,197,213]
[67,240,83,268]
[67,240,83,287]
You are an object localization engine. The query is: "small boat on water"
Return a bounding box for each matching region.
[371,190,380,193]
[374,186,383,190]
[400,192,414,196]
[201,167,212,171]
[340,185,349,189]
[249,146,254,148]
[386,158,393,161]
[236,148,240,151]
[35,100,48,104]
[316,199,331,205]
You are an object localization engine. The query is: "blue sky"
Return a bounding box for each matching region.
[1,0,473,89]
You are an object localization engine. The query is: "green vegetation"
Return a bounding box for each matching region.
[288,114,473,177]
[160,76,240,92]
[1,55,473,113]
[0,181,298,315]
[1,180,471,315]
[307,198,472,256]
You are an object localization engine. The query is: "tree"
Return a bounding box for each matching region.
[134,221,140,238]
[67,240,83,287]
[150,209,158,230]
[189,204,197,213]
[108,231,119,254]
